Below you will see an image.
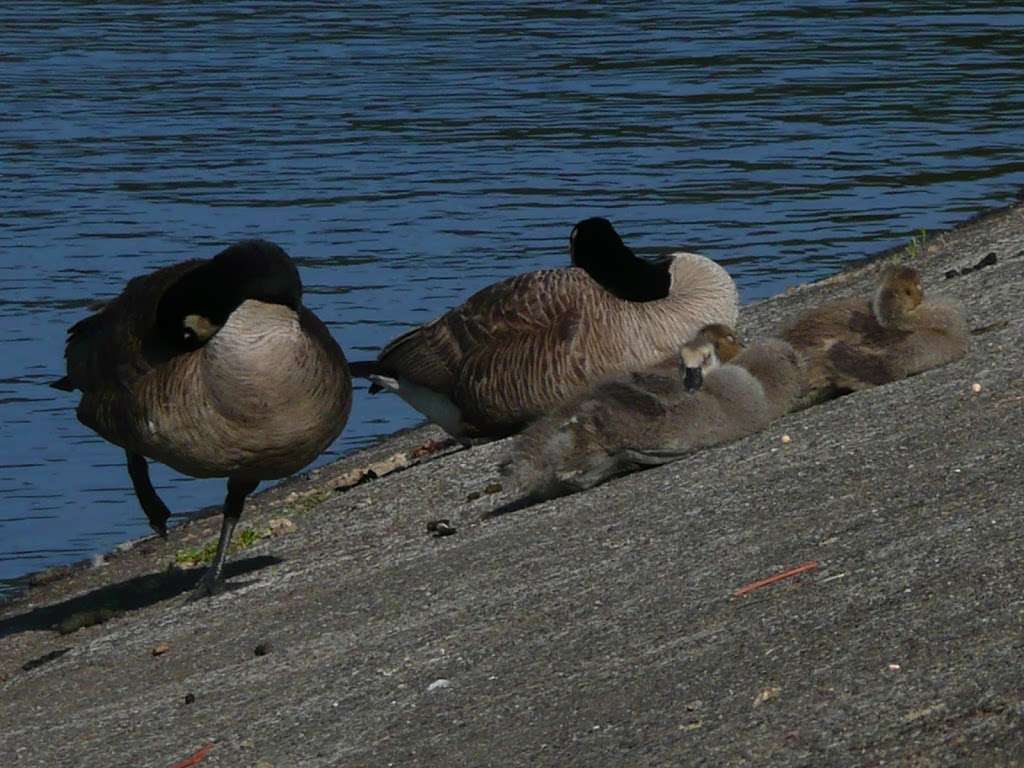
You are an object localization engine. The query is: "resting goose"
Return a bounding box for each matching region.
[51,240,352,599]
[506,330,800,501]
[782,264,968,405]
[350,217,738,440]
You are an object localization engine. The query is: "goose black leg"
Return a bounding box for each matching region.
[188,477,259,601]
[125,451,171,538]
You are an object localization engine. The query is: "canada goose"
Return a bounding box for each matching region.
[51,240,352,599]
[350,217,738,440]
[506,334,801,501]
[782,265,968,405]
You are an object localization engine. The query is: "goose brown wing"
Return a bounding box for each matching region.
[376,268,595,397]
[61,259,206,393]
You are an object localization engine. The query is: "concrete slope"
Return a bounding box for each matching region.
[1,200,1023,767]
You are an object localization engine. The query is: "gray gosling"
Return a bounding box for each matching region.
[51,240,352,599]
[782,264,968,406]
[506,327,801,501]
[349,217,738,442]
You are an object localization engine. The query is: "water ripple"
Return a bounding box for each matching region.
[1,0,1022,581]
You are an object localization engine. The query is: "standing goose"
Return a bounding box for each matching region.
[505,332,801,501]
[782,265,968,406]
[51,240,352,599]
[350,217,738,440]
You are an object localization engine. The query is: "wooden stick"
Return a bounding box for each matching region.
[733,561,818,598]
[168,743,214,768]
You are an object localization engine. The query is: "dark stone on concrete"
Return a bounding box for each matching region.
[253,641,273,657]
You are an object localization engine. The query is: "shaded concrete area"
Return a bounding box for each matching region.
[2,200,1023,767]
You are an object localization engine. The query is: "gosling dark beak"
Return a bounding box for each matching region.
[683,365,703,393]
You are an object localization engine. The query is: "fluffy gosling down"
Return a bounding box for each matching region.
[505,327,802,501]
[51,240,352,599]
[349,218,738,442]
[782,264,968,406]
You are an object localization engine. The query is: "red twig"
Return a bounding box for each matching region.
[168,743,214,768]
[732,560,818,598]
[410,437,458,459]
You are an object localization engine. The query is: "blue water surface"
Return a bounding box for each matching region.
[1,1,1022,589]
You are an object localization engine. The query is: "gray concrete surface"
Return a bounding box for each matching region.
[2,199,1023,767]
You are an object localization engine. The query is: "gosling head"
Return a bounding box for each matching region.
[157,239,303,349]
[693,323,744,364]
[679,339,720,393]
[873,265,923,329]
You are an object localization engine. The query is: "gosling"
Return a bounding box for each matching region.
[782,264,968,406]
[506,331,801,501]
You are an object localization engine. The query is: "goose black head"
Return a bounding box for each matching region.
[569,217,629,269]
[156,240,303,349]
[568,217,670,302]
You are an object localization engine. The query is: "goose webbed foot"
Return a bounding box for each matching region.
[186,477,258,602]
[187,568,223,602]
[125,451,171,537]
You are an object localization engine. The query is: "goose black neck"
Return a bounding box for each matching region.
[156,239,303,346]
[569,216,671,302]
[584,253,671,303]
[207,239,303,317]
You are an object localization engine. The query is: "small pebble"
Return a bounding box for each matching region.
[152,643,171,657]
[426,520,457,537]
[888,663,901,672]
[184,693,195,705]
[753,687,781,707]
[254,641,273,657]
[427,678,452,693]
[971,382,982,394]
[781,434,792,444]
[267,517,296,537]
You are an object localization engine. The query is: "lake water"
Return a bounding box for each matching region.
[2,1,1023,593]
